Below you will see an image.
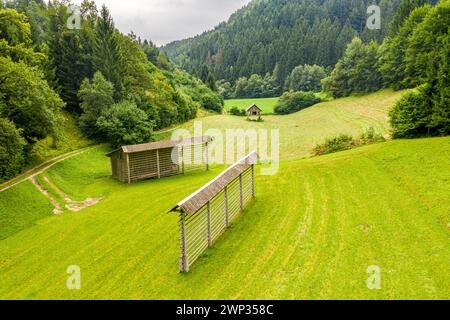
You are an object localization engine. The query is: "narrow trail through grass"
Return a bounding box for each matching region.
[1,90,448,300]
[0,137,448,299]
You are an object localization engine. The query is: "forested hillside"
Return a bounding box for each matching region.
[0,0,222,182]
[323,0,450,138]
[162,0,405,86]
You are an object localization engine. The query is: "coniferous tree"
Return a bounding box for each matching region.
[378,5,431,89]
[322,37,382,98]
[163,0,404,85]
[389,0,438,36]
[58,30,85,113]
[431,30,450,134]
[93,5,124,101]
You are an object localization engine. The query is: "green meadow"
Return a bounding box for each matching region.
[224,97,279,114]
[0,90,449,300]
[159,90,406,160]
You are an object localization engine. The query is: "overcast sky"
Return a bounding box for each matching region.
[72,0,251,46]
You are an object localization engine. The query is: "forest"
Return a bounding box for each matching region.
[164,0,449,139]
[323,0,450,137]
[163,0,439,99]
[0,0,223,181]
[162,0,406,87]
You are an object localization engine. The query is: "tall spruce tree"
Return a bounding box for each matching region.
[389,0,438,36]
[46,3,89,113]
[93,5,124,101]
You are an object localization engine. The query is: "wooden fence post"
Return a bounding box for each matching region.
[239,174,243,210]
[126,153,131,184]
[179,213,189,273]
[156,149,161,179]
[206,202,212,247]
[181,146,185,175]
[224,186,229,228]
[251,165,255,198]
[205,142,210,171]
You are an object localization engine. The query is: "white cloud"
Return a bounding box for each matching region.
[73,0,251,46]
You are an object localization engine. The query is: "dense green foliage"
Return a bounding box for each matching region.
[96,101,153,148]
[0,1,222,181]
[0,56,64,143]
[229,106,246,116]
[0,118,26,181]
[388,0,438,35]
[313,128,385,155]
[163,0,403,88]
[274,91,321,115]
[322,38,382,97]
[0,5,66,180]
[389,89,432,138]
[318,0,449,137]
[162,68,224,115]
[313,134,354,155]
[219,72,281,99]
[284,64,327,93]
[78,71,114,138]
[378,5,431,90]
[92,5,124,101]
[386,0,450,136]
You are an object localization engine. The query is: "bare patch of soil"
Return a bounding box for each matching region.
[30,176,103,214]
[30,177,63,215]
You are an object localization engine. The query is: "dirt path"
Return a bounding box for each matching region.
[1,145,103,214]
[0,146,98,193]
[42,177,103,212]
[30,177,63,215]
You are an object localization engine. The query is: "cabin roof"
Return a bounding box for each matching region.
[106,136,212,157]
[246,104,262,112]
[170,152,258,215]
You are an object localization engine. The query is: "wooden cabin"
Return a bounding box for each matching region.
[246,104,262,117]
[107,136,212,184]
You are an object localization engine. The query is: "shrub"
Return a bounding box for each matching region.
[313,128,386,156]
[389,90,432,138]
[229,106,246,116]
[285,64,327,92]
[359,127,386,143]
[0,118,26,181]
[247,116,264,122]
[313,134,355,156]
[96,101,153,148]
[201,92,224,113]
[274,91,321,115]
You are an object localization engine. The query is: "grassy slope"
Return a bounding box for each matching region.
[159,89,406,160]
[224,97,279,114]
[0,137,449,299]
[0,181,53,240]
[28,112,93,167]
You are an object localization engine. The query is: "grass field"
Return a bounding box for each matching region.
[1,89,448,300]
[159,89,407,160]
[0,137,449,299]
[224,97,279,114]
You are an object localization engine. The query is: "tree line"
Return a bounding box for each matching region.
[322,0,450,137]
[163,0,405,91]
[0,0,223,181]
[217,63,328,99]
